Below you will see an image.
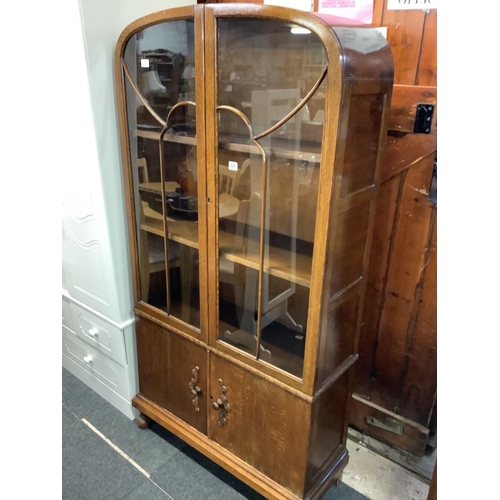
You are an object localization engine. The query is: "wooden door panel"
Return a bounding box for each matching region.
[135,315,208,434]
[397,218,436,424]
[208,355,310,496]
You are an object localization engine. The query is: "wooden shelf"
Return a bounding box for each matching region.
[141,214,312,288]
[136,129,196,147]
[135,128,321,163]
[219,230,312,288]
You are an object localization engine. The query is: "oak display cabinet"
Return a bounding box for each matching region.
[115,4,393,499]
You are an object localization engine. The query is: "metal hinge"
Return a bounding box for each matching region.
[414,103,435,134]
[366,416,404,435]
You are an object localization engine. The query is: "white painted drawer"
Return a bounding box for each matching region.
[69,303,127,367]
[62,326,131,397]
[62,296,74,333]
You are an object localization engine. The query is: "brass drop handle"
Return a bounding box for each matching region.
[212,379,230,426]
[188,366,202,412]
[211,399,223,410]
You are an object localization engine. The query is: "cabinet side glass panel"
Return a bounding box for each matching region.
[216,18,326,378]
[123,20,201,329]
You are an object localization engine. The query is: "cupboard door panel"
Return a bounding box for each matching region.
[208,355,310,496]
[135,315,208,434]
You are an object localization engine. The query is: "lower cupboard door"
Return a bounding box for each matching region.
[208,354,310,496]
[135,315,208,434]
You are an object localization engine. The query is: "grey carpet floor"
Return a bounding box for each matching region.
[62,368,369,500]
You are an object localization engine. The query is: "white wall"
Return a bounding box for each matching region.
[139,21,192,54]
[263,0,313,10]
[76,0,196,320]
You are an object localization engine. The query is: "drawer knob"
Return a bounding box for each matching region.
[88,327,98,337]
[83,355,93,364]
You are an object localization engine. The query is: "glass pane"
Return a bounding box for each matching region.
[216,18,326,378]
[123,20,200,328]
[217,111,261,357]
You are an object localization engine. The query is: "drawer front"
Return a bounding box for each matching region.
[62,326,130,396]
[135,316,208,435]
[62,296,74,332]
[208,354,310,497]
[70,303,127,367]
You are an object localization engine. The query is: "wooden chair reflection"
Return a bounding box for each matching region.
[219,159,250,285]
[138,202,165,303]
[137,158,181,303]
[218,159,250,197]
[137,157,149,183]
[220,157,303,356]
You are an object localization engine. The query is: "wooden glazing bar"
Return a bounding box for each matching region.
[254,153,267,360]
[203,5,219,350]
[160,101,197,317]
[121,60,166,127]
[158,123,172,315]
[253,66,328,140]
[115,61,141,304]
[216,105,268,360]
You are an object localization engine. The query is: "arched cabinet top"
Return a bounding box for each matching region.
[115,4,393,84]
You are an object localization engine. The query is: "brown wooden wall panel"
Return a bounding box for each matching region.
[397,216,437,425]
[389,85,437,134]
[370,0,385,25]
[370,154,435,413]
[417,10,437,87]
[354,174,400,397]
[382,9,426,85]
[352,129,437,454]
[381,133,437,183]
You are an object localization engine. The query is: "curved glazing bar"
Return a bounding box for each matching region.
[253,66,327,141]
[159,101,197,316]
[122,59,167,127]
[216,105,268,360]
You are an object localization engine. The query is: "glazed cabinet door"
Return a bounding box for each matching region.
[135,315,208,434]
[205,7,330,384]
[116,7,209,342]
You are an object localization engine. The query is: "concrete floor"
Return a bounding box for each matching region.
[343,439,431,500]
